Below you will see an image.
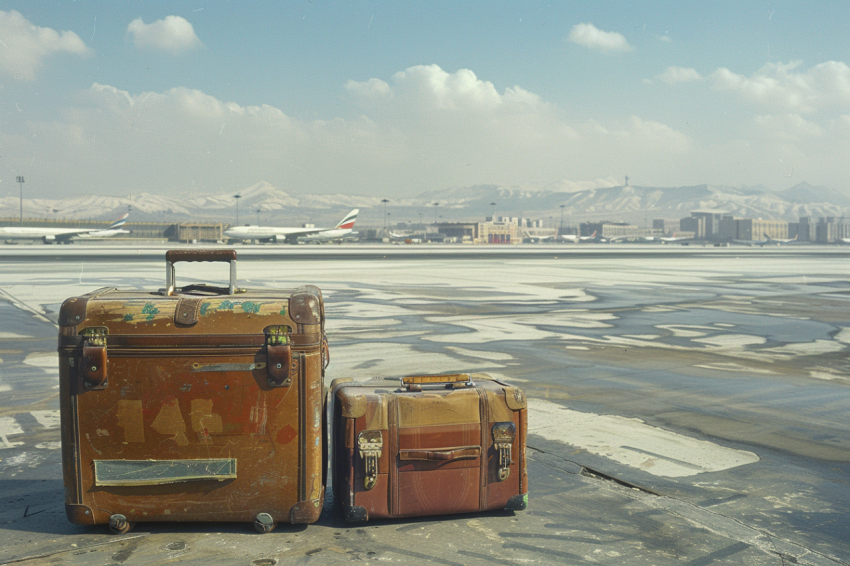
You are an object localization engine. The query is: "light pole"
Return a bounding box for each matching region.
[381,198,389,234]
[256,208,262,226]
[234,194,242,225]
[559,204,565,230]
[489,202,496,222]
[16,176,24,226]
[432,202,439,224]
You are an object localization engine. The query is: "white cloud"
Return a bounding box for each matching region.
[345,77,393,104]
[658,66,703,84]
[347,64,543,113]
[754,113,824,140]
[0,10,92,80]
[710,60,850,113]
[0,66,708,198]
[127,16,202,53]
[568,23,632,53]
[657,35,672,43]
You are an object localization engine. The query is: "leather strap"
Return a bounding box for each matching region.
[399,446,480,461]
[267,343,292,386]
[174,297,203,326]
[477,388,489,511]
[80,343,107,388]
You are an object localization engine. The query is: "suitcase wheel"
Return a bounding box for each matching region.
[108,514,134,534]
[253,513,276,534]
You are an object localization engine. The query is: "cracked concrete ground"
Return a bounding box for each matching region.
[0,244,849,565]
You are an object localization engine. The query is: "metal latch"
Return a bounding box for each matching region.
[265,325,292,387]
[358,430,383,491]
[80,327,108,389]
[492,422,516,482]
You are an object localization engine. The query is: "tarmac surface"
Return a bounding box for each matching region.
[1,243,849,565]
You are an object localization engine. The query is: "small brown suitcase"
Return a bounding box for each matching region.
[331,373,527,521]
[59,250,327,533]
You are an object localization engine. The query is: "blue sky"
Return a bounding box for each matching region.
[2,1,849,198]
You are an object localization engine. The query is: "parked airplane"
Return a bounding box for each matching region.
[224,209,359,244]
[560,231,598,243]
[763,233,799,245]
[658,233,694,244]
[523,231,557,244]
[0,213,129,244]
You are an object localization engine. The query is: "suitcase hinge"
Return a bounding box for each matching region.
[265,325,293,387]
[79,327,108,390]
[492,422,516,482]
[357,430,382,491]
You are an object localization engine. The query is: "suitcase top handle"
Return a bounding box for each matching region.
[166,249,237,263]
[401,373,473,391]
[165,249,237,296]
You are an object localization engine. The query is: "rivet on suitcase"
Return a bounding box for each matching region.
[331,373,527,521]
[59,250,328,533]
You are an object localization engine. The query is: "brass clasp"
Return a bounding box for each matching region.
[79,327,108,389]
[492,422,516,482]
[80,326,108,346]
[265,325,292,346]
[357,430,383,491]
[265,326,293,387]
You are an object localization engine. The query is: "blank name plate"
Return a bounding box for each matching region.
[94,458,237,486]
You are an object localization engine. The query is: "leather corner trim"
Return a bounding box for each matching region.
[289,498,323,524]
[289,288,322,325]
[329,377,353,391]
[343,505,368,522]
[505,493,528,511]
[174,297,203,326]
[65,504,97,525]
[340,394,367,419]
[504,387,527,410]
[58,288,116,327]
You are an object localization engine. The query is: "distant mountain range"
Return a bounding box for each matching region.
[1,181,847,227]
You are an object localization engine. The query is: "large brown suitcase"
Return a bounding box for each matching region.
[59,250,327,533]
[331,373,527,521]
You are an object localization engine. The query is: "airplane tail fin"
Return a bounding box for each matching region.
[335,209,359,230]
[109,213,130,230]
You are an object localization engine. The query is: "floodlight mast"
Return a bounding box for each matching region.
[381,198,390,234]
[234,194,242,226]
[16,176,24,226]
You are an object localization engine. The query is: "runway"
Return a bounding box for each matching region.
[1,244,849,565]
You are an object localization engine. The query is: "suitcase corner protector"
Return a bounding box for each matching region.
[65,503,97,525]
[289,497,323,524]
[343,505,368,522]
[505,493,528,511]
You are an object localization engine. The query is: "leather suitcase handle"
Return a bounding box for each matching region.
[166,249,237,263]
[405,382,473,392]
[165,250,237,295]
[402,374,471,390]
[399,446,480,461]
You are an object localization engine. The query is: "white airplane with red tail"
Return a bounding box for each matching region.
[0,213,129,244]
[224,209,359,244]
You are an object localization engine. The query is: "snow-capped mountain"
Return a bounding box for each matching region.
[1,181,847,226]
